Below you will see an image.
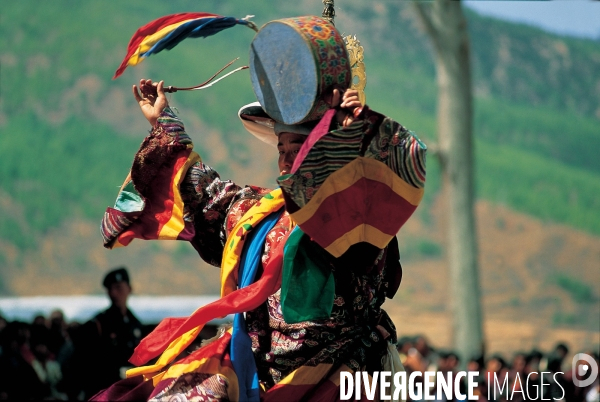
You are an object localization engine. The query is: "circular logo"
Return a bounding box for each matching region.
[572,353,599,388]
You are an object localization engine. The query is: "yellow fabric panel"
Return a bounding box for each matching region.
[327,364,353,387]
[126,325,202,379]
[158,151,201,240]
[277,363,333,386]
[324,224,392,258]
[219,189,284,297]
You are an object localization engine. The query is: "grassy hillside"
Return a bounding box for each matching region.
[1,1,599,257]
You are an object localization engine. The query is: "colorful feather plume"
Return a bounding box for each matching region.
[114,12,256,79]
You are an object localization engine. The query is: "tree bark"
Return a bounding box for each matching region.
[414,0,484,364]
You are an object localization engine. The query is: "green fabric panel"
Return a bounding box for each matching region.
[114,180,145,213]
[281,228,335,324]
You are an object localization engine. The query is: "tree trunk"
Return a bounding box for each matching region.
[414,0,484,364]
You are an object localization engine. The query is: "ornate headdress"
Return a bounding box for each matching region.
[322,0,367,105]
[239,1,368,144]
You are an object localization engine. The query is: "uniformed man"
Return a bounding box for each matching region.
[80,267,143,399]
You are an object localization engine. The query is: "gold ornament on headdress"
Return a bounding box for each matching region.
[322,0,367,105]
[344,34,366,105]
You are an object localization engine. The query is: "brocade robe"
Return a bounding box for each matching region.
[99,106,426,401]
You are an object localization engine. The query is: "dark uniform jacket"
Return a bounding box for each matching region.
[79,305,143,398]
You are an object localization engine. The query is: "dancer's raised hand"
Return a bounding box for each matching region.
[132,79,169,126]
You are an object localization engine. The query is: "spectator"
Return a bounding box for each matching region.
[397,335,414,366]
[434,351,465,402]
[31,338,66,400]
[547,343,569,373]
[75,267,143,399]
[0,314,7,332]
[29,314,50,355]
[437,350,460,374]
[509,352,527,378]
[0,321,49,399]
[415,334,439,370]
[47,309,68,358]
[0,314,7,357]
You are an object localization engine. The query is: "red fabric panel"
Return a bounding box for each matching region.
[177,221,196,241]
[303,380,341,402]
[299,178,416,248]
[265,383,319,402]
[118,150,189,244]
[89,375,154,402]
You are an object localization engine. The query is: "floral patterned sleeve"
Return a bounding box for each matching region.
[361,108,427,189]
[100,107,270,267]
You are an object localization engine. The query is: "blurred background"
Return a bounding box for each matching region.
[0,0,598,399]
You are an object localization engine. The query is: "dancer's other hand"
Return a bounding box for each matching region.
[324,87,363,127]
[338,89,362,127]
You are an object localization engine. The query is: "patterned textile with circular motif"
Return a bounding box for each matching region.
[291,16,351,122]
